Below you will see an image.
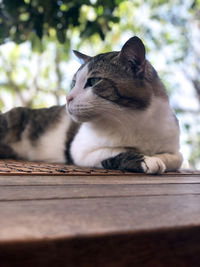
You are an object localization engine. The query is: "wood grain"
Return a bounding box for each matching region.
[0,164,200,266]
[0,174,200,186]
[0,183,200,201]
[1,192,200,241]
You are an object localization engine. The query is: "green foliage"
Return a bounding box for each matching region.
[0,40,70,109]
[0,0,121,50]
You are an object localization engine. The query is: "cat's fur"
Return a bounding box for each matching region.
[0,36,183,174]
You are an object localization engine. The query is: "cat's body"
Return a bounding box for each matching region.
[0,37,183,173]
[0,105,71,163]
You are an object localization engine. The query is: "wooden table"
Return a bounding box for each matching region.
[0,162,200,266]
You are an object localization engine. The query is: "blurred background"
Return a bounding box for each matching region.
[0,0,199,169]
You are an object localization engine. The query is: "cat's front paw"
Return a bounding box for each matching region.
[141,156,166,174]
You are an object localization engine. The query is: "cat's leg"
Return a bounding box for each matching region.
[73,147,128,169]
[102,151,183,174]
[102,150,146,173]
[74,146,182,174]
[74,147,145,172]
[144,152,183,173]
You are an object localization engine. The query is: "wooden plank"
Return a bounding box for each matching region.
[0,227,200,267]
[1,226,200,267]
[0,194,200,242]
[0,173,200,266]
[0,183,200,201]
[0,174,200,186]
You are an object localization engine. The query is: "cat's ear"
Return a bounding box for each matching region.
[73,50,91,64]
[119,36,146,76]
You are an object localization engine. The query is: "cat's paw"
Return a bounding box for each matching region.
[141,156,166,174]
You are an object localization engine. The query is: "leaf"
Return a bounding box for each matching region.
[30,33,43,52]
[34,15,44,39]
[56,29,66,44]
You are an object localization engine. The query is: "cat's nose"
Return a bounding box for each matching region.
[66,95,74,106]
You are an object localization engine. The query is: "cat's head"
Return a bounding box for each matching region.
[66,36,167,123]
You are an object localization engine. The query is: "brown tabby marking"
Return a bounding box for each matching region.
[85,52,168,109]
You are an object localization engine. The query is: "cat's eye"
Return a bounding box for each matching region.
[85,77,101,88]
[71,80,76,89]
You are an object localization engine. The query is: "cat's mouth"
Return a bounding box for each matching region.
[66,104,98,123]
[66,105,73,116]
[66,104,77,120]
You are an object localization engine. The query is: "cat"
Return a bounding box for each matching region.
[0,36,183,174]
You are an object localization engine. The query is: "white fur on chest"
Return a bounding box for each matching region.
[11,112,70,163]
[71,98,180,167]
